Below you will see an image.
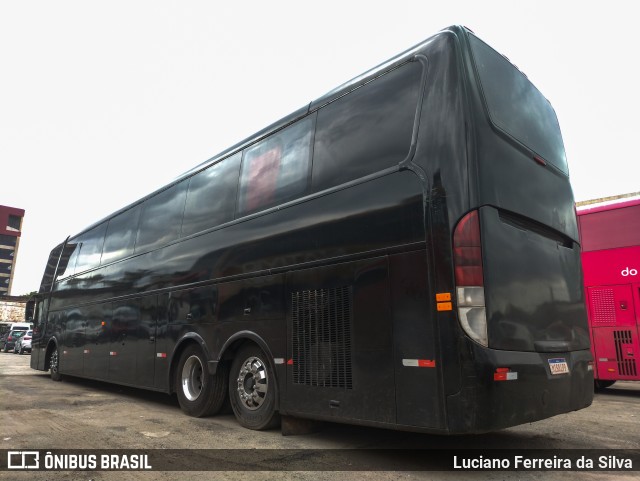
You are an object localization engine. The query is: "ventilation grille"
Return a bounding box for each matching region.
[614,330,637,377]
[590,288,616,324]
[291,286,353,389]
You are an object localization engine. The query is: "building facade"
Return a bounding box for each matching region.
[0,205,25,295]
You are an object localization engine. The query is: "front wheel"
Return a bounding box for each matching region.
[229,345,279,430]
[175,344,227,417]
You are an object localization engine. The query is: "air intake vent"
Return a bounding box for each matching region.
[291,286,353,389]
[590,288,616,324]
[614,330,637,377]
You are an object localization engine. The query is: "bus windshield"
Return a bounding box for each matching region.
[469,34,568,174]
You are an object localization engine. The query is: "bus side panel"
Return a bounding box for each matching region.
[389,251,444,429]
[283,256,396,424]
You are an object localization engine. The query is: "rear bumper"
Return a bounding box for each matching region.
[447,346,594,433]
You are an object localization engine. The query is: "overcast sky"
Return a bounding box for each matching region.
[2,1,639,295]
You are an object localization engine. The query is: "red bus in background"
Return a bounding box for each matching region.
[577,197,640,389]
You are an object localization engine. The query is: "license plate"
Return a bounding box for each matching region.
[548,358,569,375]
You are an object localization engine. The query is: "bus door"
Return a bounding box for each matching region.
[589,284,640,381]
[29,297,45,369]
[109,297,157,387]
[61,308,85,376]
[84,302,111,380]
[285,257,396,424]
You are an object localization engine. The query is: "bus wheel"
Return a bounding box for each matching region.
[50,345,63,382]
[176,344,227,417]
[229,345,279,430]
[594,380,615,390]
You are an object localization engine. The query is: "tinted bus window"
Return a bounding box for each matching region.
[39,244,63,292]
[74,223,108,273]
[469,35,568,174]
[55,242,80,280]
[101,205,141,264]
[312,62,422,192]
[135,182,188,253]
[182,153,241,236]
[238,117,313,215]
[579,203,640,252]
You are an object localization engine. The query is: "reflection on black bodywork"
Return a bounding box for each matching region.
[481,206,590,351]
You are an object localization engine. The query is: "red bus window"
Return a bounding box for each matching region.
[238,117,313,215]
[243,143,282,213]
[579,203,640,252]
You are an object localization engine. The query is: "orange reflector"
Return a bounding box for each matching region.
[436,292,451,302]
[437,302,452,311]
[607,368,615,372]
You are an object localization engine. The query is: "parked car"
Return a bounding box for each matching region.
[2,330,26,353]
[14,330,33,355]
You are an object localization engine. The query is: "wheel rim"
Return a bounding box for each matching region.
[181,355,204,401]
[236,356,268,410]
[51,349,59,374]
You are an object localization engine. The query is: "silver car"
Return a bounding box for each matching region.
[14,330,32,355]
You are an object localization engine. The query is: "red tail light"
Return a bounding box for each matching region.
[453,210,484,286]
[453,210,488,347]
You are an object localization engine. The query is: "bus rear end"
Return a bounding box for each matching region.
[447,31,593,432]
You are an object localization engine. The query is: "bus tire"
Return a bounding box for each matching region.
[229,345,279,430]
[594,380,615,390]
[176,344,227,417]
[50,345,63,382]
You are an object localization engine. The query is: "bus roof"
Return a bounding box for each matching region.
[577,196,640,216]
[63,25,472,241]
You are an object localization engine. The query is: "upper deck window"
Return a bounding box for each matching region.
[238,117,313,216]
[101,205,141,265]
[74,223,108,274]
[135,182,187,253]
[312,61,422,191]
[579,203,640,252]
[469,35,568,174]
[182,153,241,236]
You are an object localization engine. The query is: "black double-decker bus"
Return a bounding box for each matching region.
[29,26,593,434]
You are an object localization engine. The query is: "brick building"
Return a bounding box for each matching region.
[0,205,25,295]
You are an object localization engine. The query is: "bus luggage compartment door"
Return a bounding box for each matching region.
[284,257,396,424]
